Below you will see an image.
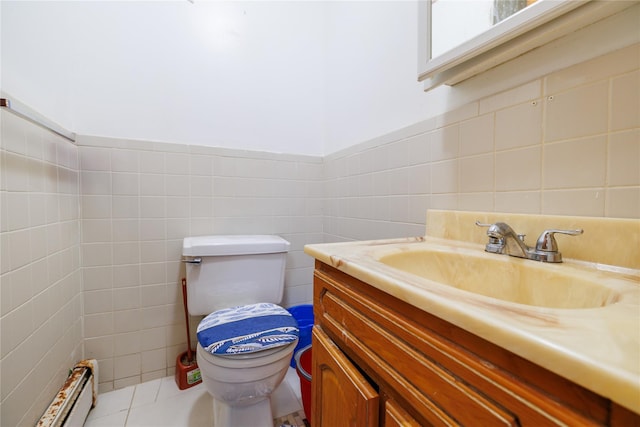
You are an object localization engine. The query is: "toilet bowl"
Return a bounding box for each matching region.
[183,234,296,427]
[196,340,297,408]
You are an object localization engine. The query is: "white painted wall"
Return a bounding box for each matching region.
[322,1,428,155]
[2,2,638,157]
[1,1,327,156]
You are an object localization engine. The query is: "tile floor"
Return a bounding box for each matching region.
[84,368,304,427]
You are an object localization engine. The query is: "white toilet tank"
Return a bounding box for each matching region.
[182,235,290,315]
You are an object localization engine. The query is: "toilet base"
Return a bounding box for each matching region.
[212,397,273,427]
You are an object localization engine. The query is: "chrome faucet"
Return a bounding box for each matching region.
[475,221,583,263]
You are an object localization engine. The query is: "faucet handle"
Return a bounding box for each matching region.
[535,228,584,253]
[475,220,504,237]
[475,221,492,227]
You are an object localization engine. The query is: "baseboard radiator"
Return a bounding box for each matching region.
[37,359,99,427]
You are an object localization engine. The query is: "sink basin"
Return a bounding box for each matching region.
[377,248,621,309]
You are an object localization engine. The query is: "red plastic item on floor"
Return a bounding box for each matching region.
[295,344,312,424]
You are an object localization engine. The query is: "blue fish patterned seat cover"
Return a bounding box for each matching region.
[197,302,299,355]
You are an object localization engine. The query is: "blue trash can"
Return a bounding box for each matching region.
[287,304,314,368]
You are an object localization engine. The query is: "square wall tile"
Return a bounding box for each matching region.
[83,266,113,291]
[408,164,430,195]
[113,265,140,288]
[3,152,30,192]
[430,126,459,161]
[1,301,33,356]
[80,147,111,171]
[431,160,458,194]
[611,70,640,131]
[407,133,430,165]
[140,197,166,219]
[140,219,166,241]
[140,327,166,351]
[140,152,165,174]
[84,312,114,338]
[495,101,542,151]
[190,155,213,176]
[606,187,640,219]
[113,241,140,266]
[111,149,140,173]
[142,306,168,330]
[82,219,112,243]
[82,196,112,219]
[544,81,608,142]
[495,191,541,214]
[165,198,190,219]
[190,176,213,197]
[114,332,142,357]
[495,146,541,191]
[112,173,139,196]
[98,358,115,384]
[112,220,140,243]
[114,287,140,311]
[27,159,46,193]
[459,154,494,193]
[543,136,606,189]
[141,284,167,308]
[84,336,114,360]
[81,171,112,195]
[384,140,410,170]
[114,353,141,379]
[165,153,190,175]
[82,243,113,267]
[543,189,605,216]
[140,174,165,197]
[84,289,113,315]
[165,175,190,197]
[459,192,494,212]
[114,309,141,334]
[141,348,166,374]
[5,192,29,231]
[429,193,459,211]
[459,114,494,156]
[609,130,640,186]
[8,265,33,311]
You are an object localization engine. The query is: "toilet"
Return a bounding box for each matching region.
[182,235,298,427]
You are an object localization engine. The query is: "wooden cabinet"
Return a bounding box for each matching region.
[311,261,640,427]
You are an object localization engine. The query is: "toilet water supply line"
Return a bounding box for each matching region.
[181,278,195,364]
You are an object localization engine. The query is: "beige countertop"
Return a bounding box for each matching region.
[304,210,640,413]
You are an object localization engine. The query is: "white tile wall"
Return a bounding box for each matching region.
[0,111,83,427]
[323,43,640,243]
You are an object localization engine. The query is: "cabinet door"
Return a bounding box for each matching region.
[312,327,379,427]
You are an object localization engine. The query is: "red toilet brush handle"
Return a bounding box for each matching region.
[182,278,194,363]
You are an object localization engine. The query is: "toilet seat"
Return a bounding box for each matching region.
[197,340,298,370]
[214,345,290,360]
[197,302,299,356]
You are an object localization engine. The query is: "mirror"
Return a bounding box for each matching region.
[431,0,535,58]
[417,0,630,90]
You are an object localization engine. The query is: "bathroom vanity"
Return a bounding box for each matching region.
[304,211,640,426]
